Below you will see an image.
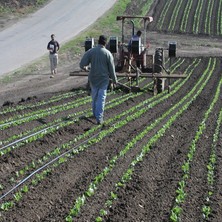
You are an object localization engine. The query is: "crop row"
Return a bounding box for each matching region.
[86,58,217,221]
[156,0,222,36]
[170,69,221,221]
[0,58,185,155]
[0,58,216,221]
[202,107,222,220]
[2,56,199,215]
[0,90,140,155]
[0,58,194,214]
[0,91,84,116]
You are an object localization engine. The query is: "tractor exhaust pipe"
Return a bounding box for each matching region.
[131,20,135,36]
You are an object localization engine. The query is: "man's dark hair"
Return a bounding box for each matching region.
[98,35,107,45]
[136,30,142,37]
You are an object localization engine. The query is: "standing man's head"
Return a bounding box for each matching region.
[51,34,55,40]
[98,35,107,46]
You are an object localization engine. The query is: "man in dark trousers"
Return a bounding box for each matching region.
[80,35,118,125]
[47,34,60,78]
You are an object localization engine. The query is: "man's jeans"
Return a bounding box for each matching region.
[90,84,108,123]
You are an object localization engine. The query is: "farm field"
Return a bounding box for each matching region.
[0,0,222,222]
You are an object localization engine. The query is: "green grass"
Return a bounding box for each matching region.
[0,5,11,13]
[0,0,49,13]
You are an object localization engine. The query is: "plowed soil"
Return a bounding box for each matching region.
[0,1,222,222]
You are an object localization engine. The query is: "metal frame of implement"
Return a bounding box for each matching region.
[70,15,187,93]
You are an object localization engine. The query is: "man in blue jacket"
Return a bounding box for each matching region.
[80,35,118,125]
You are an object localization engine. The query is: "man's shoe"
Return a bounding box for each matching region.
[97,120,103,125]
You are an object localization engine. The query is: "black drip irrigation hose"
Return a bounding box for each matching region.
[0,113,88,152]
[0,79,159,200]
[0,131,101,202]
[0,125,57,151]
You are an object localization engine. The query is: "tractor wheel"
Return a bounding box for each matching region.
[154,48,165,93]
[157,78,165,93]
[154,48,163,73]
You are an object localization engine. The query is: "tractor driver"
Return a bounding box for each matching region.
[128,30,142,49]
[128,30,143,69]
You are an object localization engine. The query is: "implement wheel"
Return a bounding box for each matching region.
[154,48,165,93]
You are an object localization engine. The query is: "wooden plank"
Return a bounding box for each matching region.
[69,71,187,78]
[140,73,187,78]
[114,73,187,78]
[70,71,88,76]
[116,15,153,21]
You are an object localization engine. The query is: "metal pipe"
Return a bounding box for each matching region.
[131,20,135,36]
[121,18,124,43]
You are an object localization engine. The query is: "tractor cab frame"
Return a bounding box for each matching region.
[113,15,153,73]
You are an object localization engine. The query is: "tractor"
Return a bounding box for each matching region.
[70,15,186,95]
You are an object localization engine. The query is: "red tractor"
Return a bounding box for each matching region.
[111,15,153,74]
[70,15,185,94]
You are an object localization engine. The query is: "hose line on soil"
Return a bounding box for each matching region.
[0,131,101,202]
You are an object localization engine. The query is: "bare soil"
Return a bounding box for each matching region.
[0,1,222,222]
